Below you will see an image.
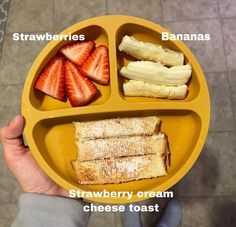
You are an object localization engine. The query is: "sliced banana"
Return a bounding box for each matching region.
[120,61,192,86]
[119,35,184,66]
[123,80,188,99]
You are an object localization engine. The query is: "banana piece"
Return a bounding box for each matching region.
[120,61,192,86]
[123,80,188,99]
[119,35,184,66]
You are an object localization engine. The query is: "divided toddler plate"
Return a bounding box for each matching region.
[21,15,210,203]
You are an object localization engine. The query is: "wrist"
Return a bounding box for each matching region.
[23,185,68,197]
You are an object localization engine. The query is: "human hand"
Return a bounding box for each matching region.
[0,115,68,197]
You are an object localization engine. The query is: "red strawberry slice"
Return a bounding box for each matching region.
[64,60,97,107]
[60,41,94,66]
[81,45,109,85]
[34,54,66,101]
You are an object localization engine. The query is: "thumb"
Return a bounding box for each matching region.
[0,115,25,149]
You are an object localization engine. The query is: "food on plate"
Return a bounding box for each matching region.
[34,40,110,107]
[72,153,167,185]
[60,41,95,66]
[74,116,160,139]
[81,45,110,85]
[120,61,192,86]
[123,80,188,99]
[72,116,168,184]
[65,60,97,107]
[34,54,66,101]
[119,35,184,66]
[76,134,166,161]
[119,35,192,100]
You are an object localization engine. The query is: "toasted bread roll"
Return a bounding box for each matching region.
[76,133,166,161]
[72,116,168,185]
[72,153,167,185]
[74,116,160,139]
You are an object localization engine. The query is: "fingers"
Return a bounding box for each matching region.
[0,115,26,150]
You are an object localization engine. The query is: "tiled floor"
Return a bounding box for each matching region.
[0,0,236,227]
[0,0,10,58]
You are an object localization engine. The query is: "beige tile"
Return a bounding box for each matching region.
[0,176,21,203]
[163,0,218,22]
[0,34,48,84]
[219,0,236,18]
[0,85,23,109]
[222,18,236,71]
[0,107,20,128]
[0,203,17,227]
[179,132,236,197]
[206,72,235,131]
[54,0,106,31]
[165,19,226,73]
[107,0,162,23]
[181,197,236,227]
[87,209,116,227]
[6,0,53,33]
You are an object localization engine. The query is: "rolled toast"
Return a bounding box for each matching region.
[74,116,160,139]
[72,116,168,185]
[76,133,166,161]
[72,152,167,184]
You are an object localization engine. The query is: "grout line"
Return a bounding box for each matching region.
[219,15,236,20]
[208,130,235,133]
[216,0,236,131]
[228,71,236,130]
[114,212,117,227]
[5,30,56,35]
[0,202,17,205]
[215,2,228,73]
[160,0,164,25]
[203,70,229,74]
[217,0,222,17]
[105,0,108,15]
[163,17,220,24]
[52,0,55,33]
[0,83,24,86]
[114,212,119,227]
[0,0,11,59]
[179,195,236,199]
[112,212,117,227]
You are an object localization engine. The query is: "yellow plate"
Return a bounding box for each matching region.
[21,15,210,204]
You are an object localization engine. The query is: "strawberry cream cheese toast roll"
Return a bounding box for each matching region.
[73,116,160,140]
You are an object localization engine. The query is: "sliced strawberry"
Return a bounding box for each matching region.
[64,60,97,107]
[34,54,65,101]
[60,41,94,66]
[81,45,110,85]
